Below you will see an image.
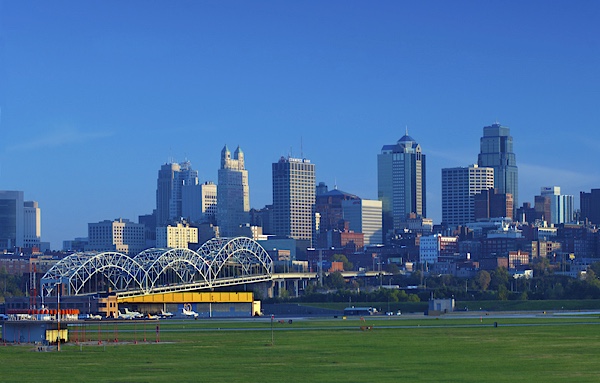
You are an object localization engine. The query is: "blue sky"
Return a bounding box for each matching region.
[1,1,599,249]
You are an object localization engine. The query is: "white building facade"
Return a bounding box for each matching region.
[156,223,199,248]
[272,156,316,241]
[23,201,41,248]
[540,186,574,225]
[342,199,383,246]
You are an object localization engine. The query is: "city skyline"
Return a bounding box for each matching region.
[1,2,599,248]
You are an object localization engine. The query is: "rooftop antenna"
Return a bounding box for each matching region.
[334,177,338,190]
[405,125,408,136]
[300,136,304,158]
[168,146,174,164]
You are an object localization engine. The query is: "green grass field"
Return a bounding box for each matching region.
[2,315,600,382]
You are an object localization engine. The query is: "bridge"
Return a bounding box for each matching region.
[40,237,274,298]
[40,236,390,300]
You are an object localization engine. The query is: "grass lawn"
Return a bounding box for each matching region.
[1,316,600,382]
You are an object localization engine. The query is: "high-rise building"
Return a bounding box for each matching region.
[156,161,199,226]
[314,186,360,240]
[23,201,41,249]
[341,199,383,246]
[272,156,316,242]
[217,145,250,237]
[0,191,24,249]
[534,195,552,223]
[474,188,514,220]
[86,218,146,255]
[580,189,600,225]
[477,122,518,214]
[540,186,574,225]
[441,164,494,228]
[0,191,42,250]
[156,162,181,226]
[170,161,199,221]
[377,131,426,239]
[182,181,217,224]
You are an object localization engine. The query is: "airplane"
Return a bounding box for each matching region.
[160,310,174,319]
[124,308,143,318]
[147,313,159,320]
[181,307,199,318]
[118,308,143,320]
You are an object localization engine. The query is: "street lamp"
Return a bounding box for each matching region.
[57,282,61,351]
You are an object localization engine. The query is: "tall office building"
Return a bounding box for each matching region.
[217,145,250,237]
[170,161,198,221]
[342,199,383,246]
[477,122,518,214]
[272,156,316,242]
[474,189,514,220]
[23,201,41,248]
[540,186,574,225]
[442,165,494,228]
[580,189,600,225]
[156,161,200,226]
[377,132,426,239]
[0,191,24,249]
[182,181,217,224]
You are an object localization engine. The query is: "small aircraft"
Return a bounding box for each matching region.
[147,313,159,320]
[118,308,143,320]
[160,310,174,319]
[181,307,199,318]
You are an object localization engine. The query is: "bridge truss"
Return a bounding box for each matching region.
[40,237,273,298]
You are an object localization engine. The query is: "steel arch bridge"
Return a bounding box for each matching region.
[40,237,273,298]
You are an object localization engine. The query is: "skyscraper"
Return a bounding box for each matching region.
[0,191,41,251]
[540,186,574,225]
[23,201,41,248]
[156,161,199,226]
[0,191,24,249]
[477,122,518,214]
[182,181,217,224]
[442,164,494,227]
[217,145,250,237]
[342,199,383,246]
[272,156,316,242]
[377,131,426,239]
[580,189,600,225]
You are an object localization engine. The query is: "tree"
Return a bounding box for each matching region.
[407,293,420,302]
[475,270,491,291]
[490,267,510,291]
[332,254,353,271]
[325,271,346,289]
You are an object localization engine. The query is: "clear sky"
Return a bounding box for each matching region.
[1,1,599,249]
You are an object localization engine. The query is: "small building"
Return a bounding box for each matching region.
[427,298,455,316]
